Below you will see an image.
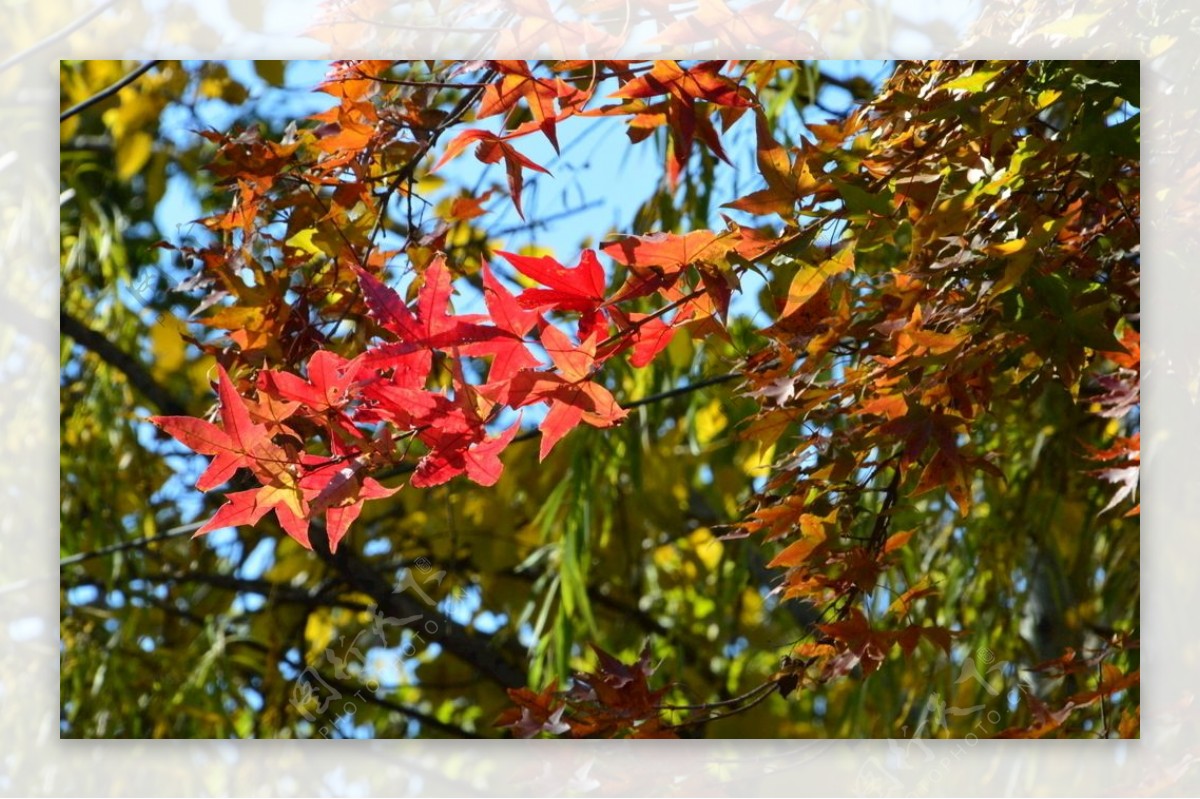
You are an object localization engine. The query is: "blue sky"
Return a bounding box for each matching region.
[152,60,883,270]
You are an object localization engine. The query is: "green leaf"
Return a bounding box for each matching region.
[940,64,1006,94]
[832,178,894,218]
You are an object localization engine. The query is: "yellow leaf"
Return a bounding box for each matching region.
[940,65,1005,94]
[689,527,724,570]
[1036,90,1062,110]
[781,247,854,318]
[115,130,153,181]
[740,439,776,478]
[304,611,336,664]
[984,237,1029,257]
[415,173,445,197]
[285,228,325,258]
[149,318,187,382]
[1034,12,1105,38]
[105,90,162,140]
[694,399,727,445]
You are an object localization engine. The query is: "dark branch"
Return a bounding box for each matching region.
[59,60,160,122]
[60,308,189,416]
[60,521,203,568]
[311,526,528,690]
[116,590,481,739]
[142,570,376,611]
[310,667,485,739]
[627,371,741,408]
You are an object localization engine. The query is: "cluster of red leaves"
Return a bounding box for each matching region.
[436,59,750,212]
[995,639,1140,738]
[153,60,779,552]
[496,646,676,738]
[153,232,770,551]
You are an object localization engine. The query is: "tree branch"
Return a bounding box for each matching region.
[311,526,528,690]
[310,666,485,739]
[143,570,376,612]
[114,589,481,738]
[59,520,204,568]
[59,60,160,122]
[60,308,189,416]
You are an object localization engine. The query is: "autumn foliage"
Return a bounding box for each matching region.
[67,59,1138,739]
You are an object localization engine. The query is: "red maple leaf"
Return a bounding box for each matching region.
[355,256,496,351]
[197,449,400,553]
[458,263,543,387]
[434,129,550,218]
[260,349,362,414]
[604,307,692,368]
[410,414,522,488]
[150,365,287,492]
[297,453,399,551]
[359,379,453,430]
[508,324,627,460]
[498,249,608,337]
[195,483,311,546]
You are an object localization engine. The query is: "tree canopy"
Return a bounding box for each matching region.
[60,59,1139,739]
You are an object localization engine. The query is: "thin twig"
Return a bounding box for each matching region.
[60,520,204,567]
[365,67,495,260]
[0,0,117,76]
[669,681,781,729]
[657,677,777,712]
[59,59,160,122]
